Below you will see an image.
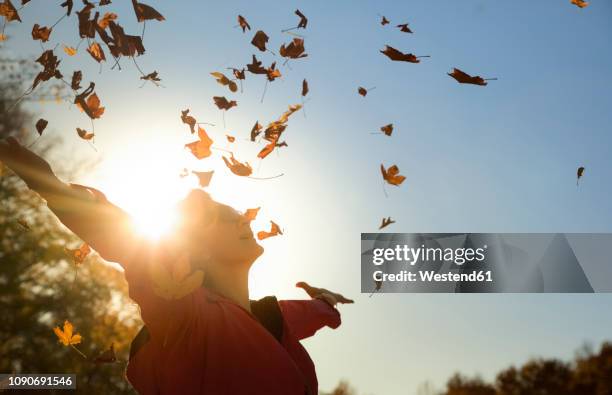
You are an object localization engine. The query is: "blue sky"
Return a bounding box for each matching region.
[3,0,612,394]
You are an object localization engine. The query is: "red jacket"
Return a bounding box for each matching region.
[50,185,341,395]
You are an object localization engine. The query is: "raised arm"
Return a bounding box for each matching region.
[0,137,138,265]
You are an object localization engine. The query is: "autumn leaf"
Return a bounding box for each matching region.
[76,127,95,140]
[381,15,390,25]
[244,207,260,221]
[0,33,6,41]
[380,123,393,136]
[141,71,161,83]
[210,72,238,93]
[379,217,395,229]
[76,2,97,38]
[53,320,82,346]
[71,70,82,90]
[397,23,413,33]
[570,0,589,8]
[302,79,309,97]
[0,0,21,22]
[247,55,267,75]
[448,68,495,86]
[257,140,276,159]
[380,45,428,63]
[381,164,406,186]
[230,67,246,80]
[87,41,106,63]
[35,118,48,135]
[280,38,307,60]
[181,109,197,134]
[295,9,308,29]
[237,15,250,32]
[149,253,204,300]
[257,220,282,240]
[31,24,52,42]
[266,62,282,81]
[226,135,235,143]
[74,82,105,119]
[63,45,77,56]
[32,49,62,90]
[132,0,165,22]
[577,166,585,186]
[222,154,252,177]
[251,30,269,52]
[93,343,117,364]
[98,12,117,29]
[250,121,262,141]
[65,242,91,265]
[213,96,237,111]
[185,126,213,159]
[60,0,73,16]
[192,170,214,188]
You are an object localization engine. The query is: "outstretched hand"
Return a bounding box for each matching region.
[296,281,354,307]
[0,137,54,189]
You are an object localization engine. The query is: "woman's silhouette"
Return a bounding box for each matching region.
[0,136,353,395]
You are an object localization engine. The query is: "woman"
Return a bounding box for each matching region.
[0,137,353,395]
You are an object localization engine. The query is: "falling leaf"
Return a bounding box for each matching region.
[280,38,308,60]
[295,9,308,29]
[379,217,395,229]
[181,109,197,134]
[380,45,427,63]
[71,70,82,90]
[93,343,117,364]
[86,41,106,63]
[257,221,282,240]
[63,45,77,56]
[251,30,269,52]
[222,154,252,177]
[247,55,267,75]
[132,0,165,22]
[53,320,82,346]
[381,164,406,186]
[31,24,52,42]
[577,166,585,186]
[76,127,94,140]
[185,126,213,159]
[257,140,277,159]
[60,0,73,16]
[76,2,97,38]
[250,121,262,141]
[358,87,368,97]
[0,0,21,22]
[65,242,91,265]
[32,49,63,90]
[213,96,237,111]
[302,79,309,97]
[237,15,250,32]
[266,62,282,81]
[570,0,589,8]
[397,23,413,33]
[244,207,260,221]
[149,254,204,300]
[141,71,161,83]
[380,16,389,25]
[447,68,493,86]
[192,170,214,187]
[380,123,393,136]
[210,72,238,93]
[98,12,117,29]
[35,118,48,135]
[226,135,235,143]
[0,33,6,41]
[230,68,245,80]
[74,82,105,119]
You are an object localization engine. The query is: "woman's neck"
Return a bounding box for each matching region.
[205,264,251,312]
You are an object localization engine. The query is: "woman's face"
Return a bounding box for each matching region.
[201,203,264,265]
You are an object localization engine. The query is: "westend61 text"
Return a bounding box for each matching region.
[373,270,493,283]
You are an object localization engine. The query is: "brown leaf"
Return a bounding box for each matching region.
[230,68,245,80]
[222,155,252,177]
[213,96,237,111]
[237,15,250,32]
[31,24,52,42]
[76,2,97,38]
[380,16,389,25]
[358,87,368,97]
[141,71,161,82]
[257,221,282,240]
[397,23,413,33]
[301,79,309,97]
[447,68,492,86]
[132,0,164,22]
[250,121,262,141]
[76,127,95,140]
[87,41,106,63]
[295,9,308,29]
[93,343,117,364]
[226,135,235,143]
[0,0,21,22]
[279,38,307,60]
[71,70,82,90]
[247,55,267,75]
[380,123,393,136]
[181,109,197,134]
[192,170,214,187]
[380,45,425,63]
[381,164,406,186]
[35,118,48,135]
[379,217,395,229]
[251,30,269,52]
[210,72,238,93]
[577,166,585,186]
[32,50,62,90]
[74,82,105,119]
[266,62,282,81]
[60,0,73,16]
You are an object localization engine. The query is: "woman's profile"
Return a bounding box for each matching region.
[0,136,353,395]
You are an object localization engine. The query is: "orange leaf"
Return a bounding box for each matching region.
[53,320,82,346]
[257,221,283,240]
[185,126,213,159]
[222,155,252,177]
[381,164,406,186]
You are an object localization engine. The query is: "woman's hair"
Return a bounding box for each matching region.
[176,189,216,236]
